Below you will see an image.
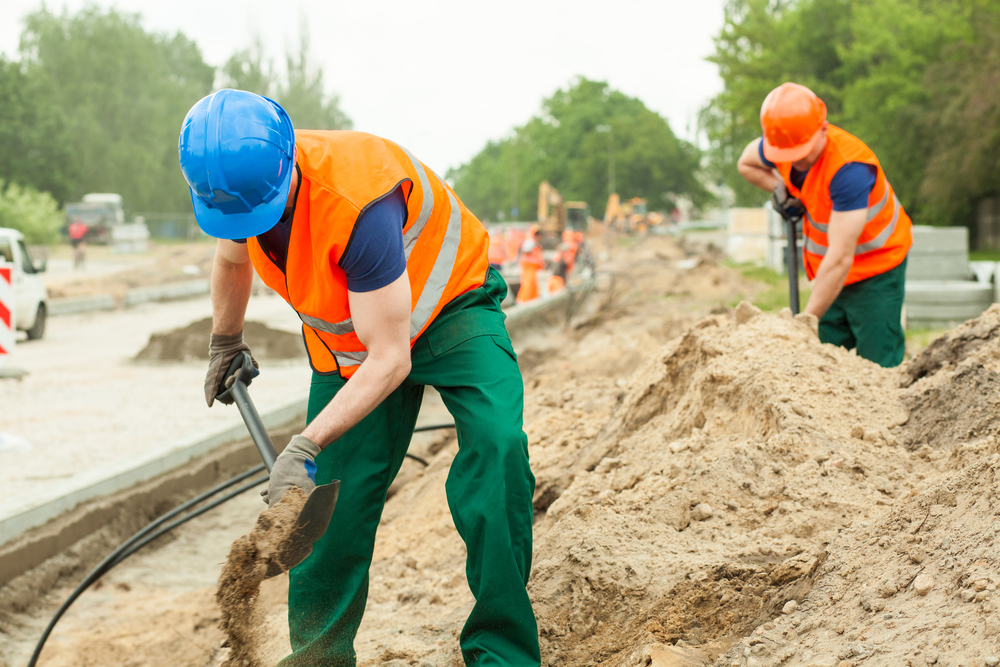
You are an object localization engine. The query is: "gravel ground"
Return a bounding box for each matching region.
[0,290,314,520]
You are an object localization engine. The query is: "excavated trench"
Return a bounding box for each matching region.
[5,235,1000,667]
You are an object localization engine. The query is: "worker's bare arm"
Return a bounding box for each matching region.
[301,272,413,448]
[211,239,254,335]
[803,208,868,319]
[736,139,782,192]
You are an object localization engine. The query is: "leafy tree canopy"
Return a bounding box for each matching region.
[449,77,709,222]
[0,7,351,219]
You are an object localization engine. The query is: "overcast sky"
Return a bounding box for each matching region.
[1,0,727,175]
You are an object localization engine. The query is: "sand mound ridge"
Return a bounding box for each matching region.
[134,317,305,362]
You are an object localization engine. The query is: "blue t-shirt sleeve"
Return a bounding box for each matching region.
[757,138,777,170]
[829,162,877,211]
[339,185,408,292]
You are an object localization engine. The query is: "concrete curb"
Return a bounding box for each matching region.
[48,279,211,317]
[0,395,307,550]
[48,293,116,316]
[122,279,210,307]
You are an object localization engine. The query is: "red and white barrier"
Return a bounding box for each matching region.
[0,262,13,363]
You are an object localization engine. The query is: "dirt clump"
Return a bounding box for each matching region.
[134,317,304,362]
[902,303,1000,387]
[716,456,1000,667]
[216,488,306,667]
[898,304,1000,451]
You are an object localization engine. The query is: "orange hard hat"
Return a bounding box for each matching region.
[760,82,827,163]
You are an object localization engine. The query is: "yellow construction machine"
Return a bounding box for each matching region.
[604,194,663,233]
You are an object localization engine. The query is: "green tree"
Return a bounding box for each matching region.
[222,28,352,131]
[221,36,276,97]
[0,180,64,245]
[449,77,708,222]
[0,57,77,203]
[17,7,216,213]
[920,3,1000,229]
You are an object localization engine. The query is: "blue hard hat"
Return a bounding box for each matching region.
[178,89,296,240]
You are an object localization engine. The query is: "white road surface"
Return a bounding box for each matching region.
[0,291,313,518]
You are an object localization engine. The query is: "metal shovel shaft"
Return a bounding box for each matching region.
[787,216,801,315]
[227,378,277,472]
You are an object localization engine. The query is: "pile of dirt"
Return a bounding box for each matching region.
[898,304,1000,451]
[134,317,304,362]
[216,488,307,667]
[19,234,1000,667]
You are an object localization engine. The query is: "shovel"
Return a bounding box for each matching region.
[786,214,801,315]
[217,350,340,577]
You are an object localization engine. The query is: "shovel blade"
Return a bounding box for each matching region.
[266,480,340,578]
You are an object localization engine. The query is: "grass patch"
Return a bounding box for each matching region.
[904,327,949,359]
[726,262,810,312]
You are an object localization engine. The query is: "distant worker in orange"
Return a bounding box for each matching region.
[736,82,912,367]
[68,220,88,270]
[516,226,545,303]
[487,226,506,269]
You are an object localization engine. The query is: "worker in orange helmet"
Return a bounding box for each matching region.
[516,225,545,303]
[737,82,913,367]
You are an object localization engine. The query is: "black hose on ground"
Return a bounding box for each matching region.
[28,423,459,665]
[27,467,267,667]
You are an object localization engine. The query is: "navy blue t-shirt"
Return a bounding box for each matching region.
[758,139,877,212]
[236,177,408,293]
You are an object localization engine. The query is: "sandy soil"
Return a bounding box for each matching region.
[10,234,997,667]
[42,242,217,301]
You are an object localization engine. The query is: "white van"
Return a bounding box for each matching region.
[0,228,49,340]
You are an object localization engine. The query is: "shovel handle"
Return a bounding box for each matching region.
[787,215,801,315]
[217,351,278,472]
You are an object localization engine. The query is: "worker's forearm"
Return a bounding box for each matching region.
[804,253,853,319]
[301,352,411,448]
[737,162,781,193]
[211,252,254,335]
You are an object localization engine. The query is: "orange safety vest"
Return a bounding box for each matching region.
[776,124,912,285]
[247,131,490,378]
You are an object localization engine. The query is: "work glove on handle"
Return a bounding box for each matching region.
[205,331,258,407]
[772,182,806,222]
[262,435,321,508]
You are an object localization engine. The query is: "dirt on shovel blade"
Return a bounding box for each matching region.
[217,488,307,667]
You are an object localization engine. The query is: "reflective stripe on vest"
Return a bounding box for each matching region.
[803,191,901,257]
[289,144,464,349]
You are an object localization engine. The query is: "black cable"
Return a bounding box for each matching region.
[29,423,461,665]
[28,467,266,667]
[106,475,269,569]
[413,423,455,433]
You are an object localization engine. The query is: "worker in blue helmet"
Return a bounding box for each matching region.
[178,90,540,667]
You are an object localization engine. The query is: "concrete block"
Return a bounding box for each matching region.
[728,208,769,235]
[48,293,116,316]
[123,279,209,307]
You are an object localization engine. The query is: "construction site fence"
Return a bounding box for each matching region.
[131,212,208,241]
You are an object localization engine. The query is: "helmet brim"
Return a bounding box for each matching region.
[762,127,822,164]
[190,153,295,240]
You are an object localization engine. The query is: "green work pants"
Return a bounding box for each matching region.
[279,268,540,667]
[819,256,907,368]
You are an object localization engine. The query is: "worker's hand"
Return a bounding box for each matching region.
[205,331,258,407]
[794,311,819,337]
[772,182,805,222]
[262,435,321,508]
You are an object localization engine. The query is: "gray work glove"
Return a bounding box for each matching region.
[262,434,322,508]
[205,331,258,407]
[772,182,806,222]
